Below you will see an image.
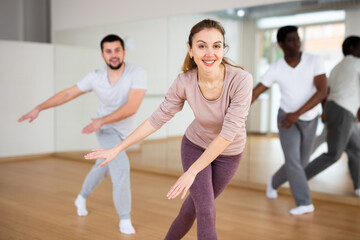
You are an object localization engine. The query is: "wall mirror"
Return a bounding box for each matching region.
[53,0,360,203]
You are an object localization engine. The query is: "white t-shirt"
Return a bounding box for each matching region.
[261,52,326,121]
[77,63,147,138]
[327,55,360,117]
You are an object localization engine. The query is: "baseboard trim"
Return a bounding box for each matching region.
[0,153,55,163]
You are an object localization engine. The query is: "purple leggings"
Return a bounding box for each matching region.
[165,136,242,240]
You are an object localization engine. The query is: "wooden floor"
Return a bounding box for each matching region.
[1,157,360,240]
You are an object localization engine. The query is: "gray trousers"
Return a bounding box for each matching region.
[305,101,360,189]
[272,109,318,206]
[80,128,131,219]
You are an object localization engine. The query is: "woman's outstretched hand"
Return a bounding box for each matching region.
[84,148,119,167]
[166,170,196,200]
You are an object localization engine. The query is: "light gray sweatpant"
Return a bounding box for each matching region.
[272,109,318,206]
[80,128,131,220]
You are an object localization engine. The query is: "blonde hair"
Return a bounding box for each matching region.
[182,19,243,73]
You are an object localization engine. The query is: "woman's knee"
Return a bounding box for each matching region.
[182,205,196,220]
[196,203,215,217]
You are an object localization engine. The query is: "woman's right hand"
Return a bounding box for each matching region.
[84,148,120,167]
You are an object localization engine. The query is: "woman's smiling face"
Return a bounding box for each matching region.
[188,28,224,73]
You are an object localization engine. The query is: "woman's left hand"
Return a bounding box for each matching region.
[84,148,120,167]
[167,170,196,200]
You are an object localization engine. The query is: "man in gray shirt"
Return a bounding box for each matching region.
[304,36,360,196]
[18,34,147,234]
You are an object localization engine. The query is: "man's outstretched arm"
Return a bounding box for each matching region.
[18,85,85,123]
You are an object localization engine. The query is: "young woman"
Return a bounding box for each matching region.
[85,19,253,239]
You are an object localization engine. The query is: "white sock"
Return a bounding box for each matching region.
[74,194,88,216]
[119,219,136,234]
[355,188,360,197]
[266,176,278,199]
[289,204,315,215]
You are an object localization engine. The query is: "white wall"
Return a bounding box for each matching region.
[0,40,54,157]
[54,45,101,151]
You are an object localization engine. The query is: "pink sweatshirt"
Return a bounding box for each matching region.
[148,64,253,155]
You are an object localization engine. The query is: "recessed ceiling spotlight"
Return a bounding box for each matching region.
[237,9,245,17]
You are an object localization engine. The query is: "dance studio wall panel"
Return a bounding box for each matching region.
[0,40,54,157]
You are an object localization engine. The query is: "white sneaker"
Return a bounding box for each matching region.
[289,204,314,215]
[266,176,278,199]
[119,219,136,234]
[355,188,360,197]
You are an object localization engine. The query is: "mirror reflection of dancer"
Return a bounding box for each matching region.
[85,19,252,239]
[252,26,327,215]
[304,36,360,197]
[18,34,147,234]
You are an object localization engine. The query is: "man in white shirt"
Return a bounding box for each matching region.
[304,36,360,197]
[18,34,147,234]
[252,26,327,215]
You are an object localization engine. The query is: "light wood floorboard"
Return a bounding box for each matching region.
[1,158,360,240]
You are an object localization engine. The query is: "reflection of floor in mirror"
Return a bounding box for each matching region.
[130,134,355,197]
[1,157,360,240]
[129,134,355,198]
[246,134,354,197]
